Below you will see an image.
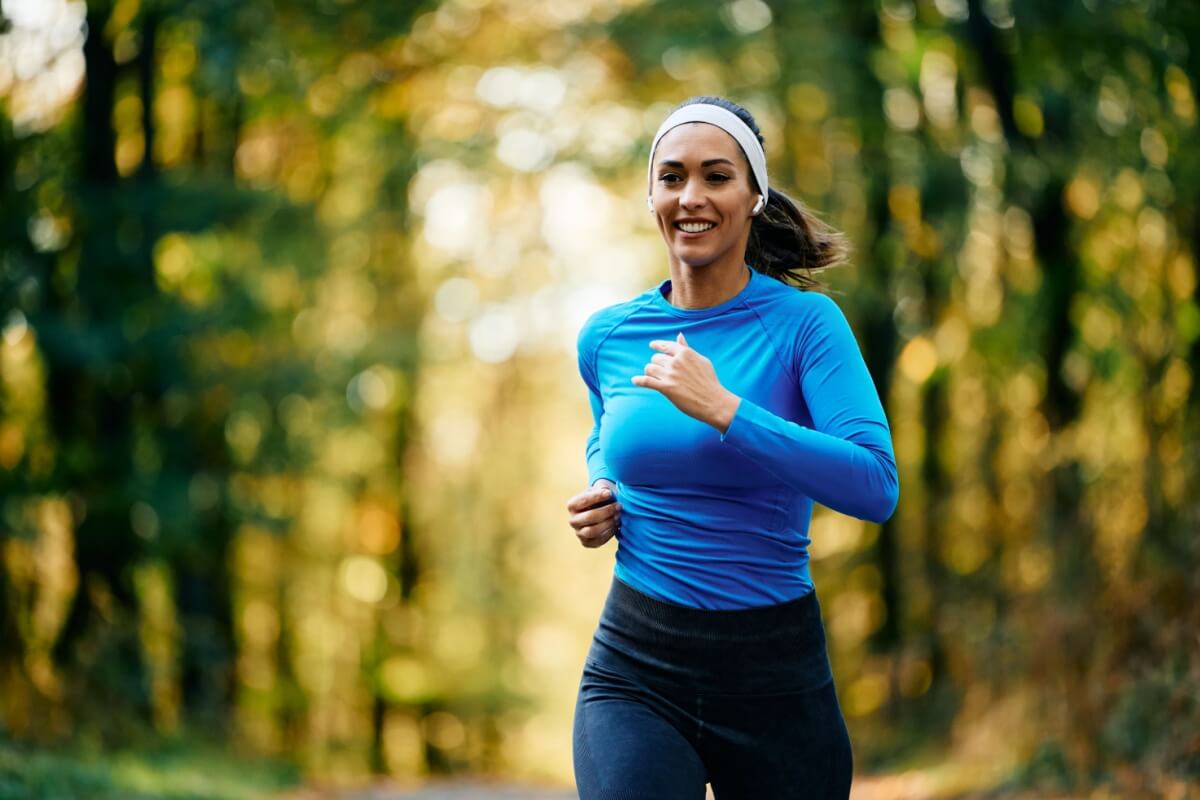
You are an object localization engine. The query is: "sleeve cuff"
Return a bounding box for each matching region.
[719,396,777,444]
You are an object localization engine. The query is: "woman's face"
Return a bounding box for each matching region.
[649,121,759,271]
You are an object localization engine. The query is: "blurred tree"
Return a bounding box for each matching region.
[0,0,1197,793]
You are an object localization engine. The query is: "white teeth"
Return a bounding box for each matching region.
[678,221,715,233]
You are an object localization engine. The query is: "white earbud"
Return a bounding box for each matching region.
[751,194,766,216]
[647,196,655,214]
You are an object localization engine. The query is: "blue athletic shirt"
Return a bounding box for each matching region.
[577,265,899,610]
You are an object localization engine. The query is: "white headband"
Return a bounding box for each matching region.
[646,103,769,202]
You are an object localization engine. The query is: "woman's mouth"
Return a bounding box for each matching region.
[674,220,717,236]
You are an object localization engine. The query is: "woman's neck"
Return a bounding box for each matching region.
[664,260,751,309]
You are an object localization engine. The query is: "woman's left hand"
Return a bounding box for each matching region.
[632,332,741,434]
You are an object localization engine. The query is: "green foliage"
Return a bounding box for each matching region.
[0,738,299,800]
[1,0,1199,792]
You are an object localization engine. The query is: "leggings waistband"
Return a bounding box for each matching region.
[589,575,833,694]
[603,574,824,641]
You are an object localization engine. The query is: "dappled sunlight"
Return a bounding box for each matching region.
[0,0,1197,796]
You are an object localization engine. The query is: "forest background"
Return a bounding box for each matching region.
[0,0,1197,797]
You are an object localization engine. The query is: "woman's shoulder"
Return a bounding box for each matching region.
[749,272,848,328]
[576,286,660,353]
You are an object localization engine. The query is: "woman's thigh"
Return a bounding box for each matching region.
[573,660,708,800]
[699,680,853,800]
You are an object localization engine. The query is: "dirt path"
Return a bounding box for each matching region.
[282,780,578,799]
[285,777,905,799]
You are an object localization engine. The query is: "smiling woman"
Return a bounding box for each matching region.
[566,96,899,799]
[648,96,847,299]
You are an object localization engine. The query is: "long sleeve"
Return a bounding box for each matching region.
[577,324,613,487]
[719,293,899,523]
[584,381,612,486]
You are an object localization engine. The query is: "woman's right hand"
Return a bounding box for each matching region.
[566,480,621,549]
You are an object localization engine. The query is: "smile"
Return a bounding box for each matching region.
[675,221,716,233]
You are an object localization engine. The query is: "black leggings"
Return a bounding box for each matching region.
[572,576,852,800]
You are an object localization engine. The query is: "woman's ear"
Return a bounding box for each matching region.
[750,194,766,216]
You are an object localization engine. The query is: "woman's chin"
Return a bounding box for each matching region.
[672,248,723,269]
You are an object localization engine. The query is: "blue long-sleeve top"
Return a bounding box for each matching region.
[576,265,899,609]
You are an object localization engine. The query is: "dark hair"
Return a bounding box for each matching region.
[674,96,848,292]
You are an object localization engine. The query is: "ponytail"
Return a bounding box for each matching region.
[746,187,848,292]
[669,96,849,292]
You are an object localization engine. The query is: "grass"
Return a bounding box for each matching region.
[0,738,301,800]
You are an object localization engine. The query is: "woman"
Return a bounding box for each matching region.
[567,96,899,799]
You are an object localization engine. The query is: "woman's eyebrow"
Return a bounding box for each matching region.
[657,158,737,168]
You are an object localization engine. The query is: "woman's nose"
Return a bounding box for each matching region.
[679,180,707,208]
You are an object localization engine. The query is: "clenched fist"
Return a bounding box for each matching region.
[566,479,620,549]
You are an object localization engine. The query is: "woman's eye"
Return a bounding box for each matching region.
[659,173,681,184]
[707,173,730,183]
